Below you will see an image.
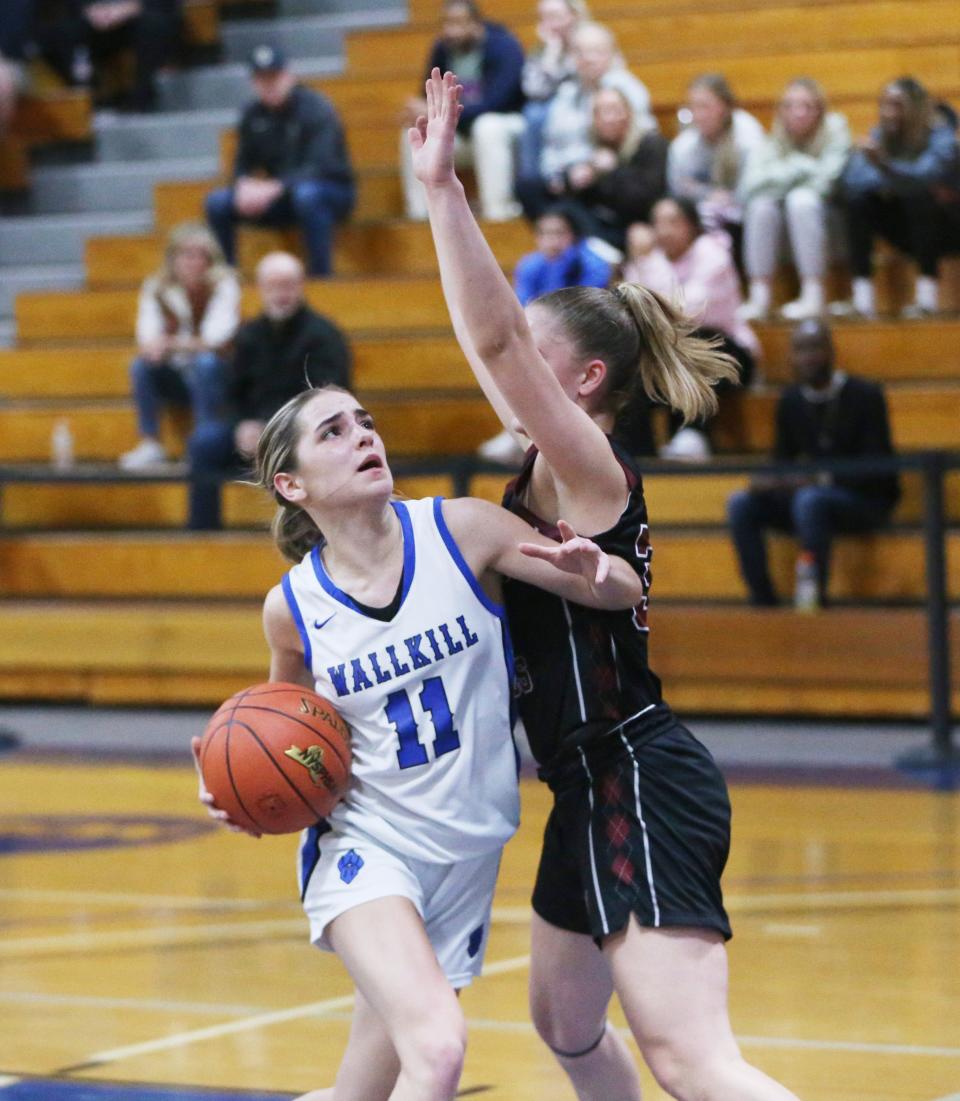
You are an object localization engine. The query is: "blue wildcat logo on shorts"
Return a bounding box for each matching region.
[338,849,364,884]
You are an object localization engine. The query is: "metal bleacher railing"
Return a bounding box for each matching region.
[1,448,958,785]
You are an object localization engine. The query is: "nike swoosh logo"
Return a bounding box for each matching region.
[313,614,336,631]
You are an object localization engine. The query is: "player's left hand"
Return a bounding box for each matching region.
[190,735,262,838]
[409,68,462,189]
[518,519,610,586]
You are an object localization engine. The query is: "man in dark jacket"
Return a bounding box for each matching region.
[187,251,351,530]
[205,45,355,276]
[400,0,525,221]
[727,319,900,607]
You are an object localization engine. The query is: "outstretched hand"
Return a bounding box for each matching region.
[408,68,463,189]
[518,520,611,587]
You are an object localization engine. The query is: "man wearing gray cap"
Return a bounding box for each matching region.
[205,45,355,276]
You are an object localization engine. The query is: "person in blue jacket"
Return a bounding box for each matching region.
[400,0,526,221]
[514,205,611,305]
[841,76,960,318]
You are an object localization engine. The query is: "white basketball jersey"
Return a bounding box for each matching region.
[282,497,520,863]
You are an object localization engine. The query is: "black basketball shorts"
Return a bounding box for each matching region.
[532,718,733,942]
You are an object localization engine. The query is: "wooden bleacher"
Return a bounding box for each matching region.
[1,0,959,717]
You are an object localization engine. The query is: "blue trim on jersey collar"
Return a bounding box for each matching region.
[309,499,415,619]
[431,497,505,617]
[281,573,313,672]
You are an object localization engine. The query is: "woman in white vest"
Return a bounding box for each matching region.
[194,383,645,1101]
[120,222,241,469]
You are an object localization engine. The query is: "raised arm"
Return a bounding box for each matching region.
[409,70,625,502]
[442,497,644,611]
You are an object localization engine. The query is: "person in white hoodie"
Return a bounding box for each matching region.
[120,222,241,469]
[739,77,851,321]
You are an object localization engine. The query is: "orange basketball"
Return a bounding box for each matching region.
[198,682,351,835]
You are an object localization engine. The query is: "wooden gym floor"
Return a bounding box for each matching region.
[0,748,958,1101]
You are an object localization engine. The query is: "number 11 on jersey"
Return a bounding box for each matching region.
[384,676,461,769]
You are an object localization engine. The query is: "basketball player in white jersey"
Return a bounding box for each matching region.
[194,384,647,1101]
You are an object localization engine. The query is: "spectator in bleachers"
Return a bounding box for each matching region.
[841,76,960,318]
[516,21,656,224]
[514,203,610,304]
[400,0,525,221]
[517,0,586,182]
[667,73,764,239]
[187,251,351,530]
[0,0,35,134]
[119,222,240,470]
[549,86,667,252]
[478,203,609,463]
[726,319,899,608]
[623,197,757,459]
[739,78,851,321]
[205,46,355,278]
[51,0,181,111]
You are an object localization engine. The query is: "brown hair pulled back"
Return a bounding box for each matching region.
[254,386,347,563]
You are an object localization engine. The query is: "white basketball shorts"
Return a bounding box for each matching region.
[300,824,502,988]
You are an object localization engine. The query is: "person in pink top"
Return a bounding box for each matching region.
[622,195,758,458]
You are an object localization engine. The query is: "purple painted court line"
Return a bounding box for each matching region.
[0,1079,293,1101]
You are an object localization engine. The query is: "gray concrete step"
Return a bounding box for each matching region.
[0,319,16,347]
[0,211,153,266]
[29,157,219,214]
[156,55,342,113]
[0,264,86,319]
[95,109,237,163]
[221,9,406,64]
[277,0,406,15]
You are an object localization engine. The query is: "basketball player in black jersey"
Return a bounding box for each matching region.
[411,70,803,1101]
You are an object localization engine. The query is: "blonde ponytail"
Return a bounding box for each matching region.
[532,283,740,427]
[614,283,739,424]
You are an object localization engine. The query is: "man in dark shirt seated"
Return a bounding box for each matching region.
[726,319,900,607]
[187,250,351,530]
[205,45,355,277]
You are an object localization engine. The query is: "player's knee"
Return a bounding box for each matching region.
[644,1038,741,1101]
[397,1008,466,1095]
[642,1039,707,1101]
[530,989,602,1056]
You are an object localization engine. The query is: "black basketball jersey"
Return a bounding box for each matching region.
[502,438,666,766]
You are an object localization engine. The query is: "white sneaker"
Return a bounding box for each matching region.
[119,438,168,469]
[477,429,525,466]
[737,298,769,322]
[780,296,824,321]
[659,428,711,462]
